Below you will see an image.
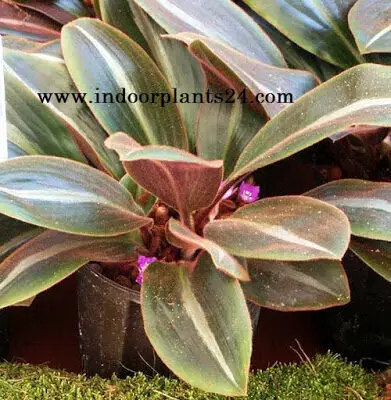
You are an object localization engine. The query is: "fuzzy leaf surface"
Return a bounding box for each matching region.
[243,258,350,311]
[167,219,249,281]
[5,70,85,162]
[204,196,350,261]
[0,214,43,263]
[242,0,363,68]
[349,0,391,54]
[134,0,286,67]
[98,0,150,51]
[130,6,205,151]
[306,179,391,241]
[0,156,151,236]
[350,237,391,282]
[141,252,251,396]
[0,230,139,309]
[106,133,223,215]
[3,48,124,179]
[62,18,188,149]
[232,64,391,179]
[169,33,318,117]
[0,2,60,41]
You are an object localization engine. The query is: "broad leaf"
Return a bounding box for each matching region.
[231,64,391,179]
[196,72,266,177]
[5,70,85,162]
[119,174,156,215]
[31,39,62,58]
[3,48,124,179]
[2,36,41,52]
[350,237,391,282]
[98,0,150,51]
[0,214,43,263]
[141,252,251,396]
[53,0,91,18]
[169,33,318,117]
[13,0,89,25]
[0,156,151,236]
[62,18,188,149]
[349,0,391,54]
[240,5,342,81]
[134,0,286,67]
[167,218,249,281]
[0,2,61,41]
[106,133,223,216]
[130,5,205,151]
[243,258,350,311]
[242,0,363,68]
[0,229,139,309]
[306,179,391,241]
[204,196,350,261]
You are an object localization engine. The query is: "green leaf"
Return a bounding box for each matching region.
[5,69,85,162]
[2,36,41,52]
[119,174,156,215]
[98,0,150,51]
[134,0,286,67]
[242,0,363,68]
[0,229,139,309]
[204,196,350,261]
[243,8,342,81]
[31,39,62,58]
[350,237,391,282]
[306,179,391,241]
[242,258,350,311]
[0,156,151,236]
[106,133,223,216]
[0,214,43,263]
[167,218,249,281]
[3,48,124,179]
[53,0,91,18]
[130,5,205,151]
[231,64,391,179]
[141,252,251,396]
[349,0,391,54]
[196,73,267,177]
[61,18,188,149]
[169,33,318,117]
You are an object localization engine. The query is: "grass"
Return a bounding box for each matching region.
[0,353,382,399]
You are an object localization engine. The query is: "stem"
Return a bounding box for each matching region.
[195,173,251,233]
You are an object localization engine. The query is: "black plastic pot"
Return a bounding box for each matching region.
[77,263,168,378]
[0,310,8,360]
[318,251,391,370]
[78,263,261,378]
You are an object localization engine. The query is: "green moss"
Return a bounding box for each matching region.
[0,353,381,399]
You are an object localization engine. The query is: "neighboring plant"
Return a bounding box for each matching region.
[0,0,391,396]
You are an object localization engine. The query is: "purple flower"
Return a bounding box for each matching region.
[136,255,157,285]
[220,181,235,200]
[238,182,260,203]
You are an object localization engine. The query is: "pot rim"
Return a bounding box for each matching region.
[80,262,141,304]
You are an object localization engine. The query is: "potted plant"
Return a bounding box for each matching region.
[1,0,391,396]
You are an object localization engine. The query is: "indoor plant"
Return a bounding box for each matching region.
[0,0,390,396]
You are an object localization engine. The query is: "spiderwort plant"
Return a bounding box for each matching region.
[0,0,391,396]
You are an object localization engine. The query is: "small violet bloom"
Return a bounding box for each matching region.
[220,181,235,200]
[136,255,157,285]
[238,182,260,203]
